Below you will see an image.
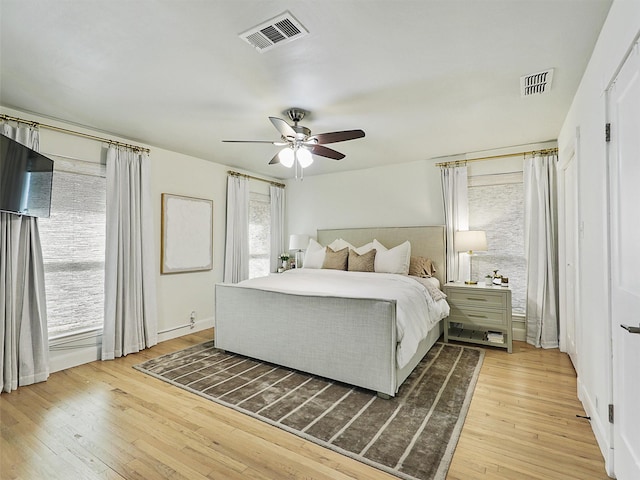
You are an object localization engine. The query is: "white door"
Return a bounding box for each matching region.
[562,151,579,370]
[608,41,640,480]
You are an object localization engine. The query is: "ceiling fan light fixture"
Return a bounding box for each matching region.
[223,108,365,171]
[278,147,295,168]
[297,148,313,168]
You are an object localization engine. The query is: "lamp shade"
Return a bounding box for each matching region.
[278,148,295,168]
[296,148,313,168]
[455,230,487,254]
[289,234,309,251]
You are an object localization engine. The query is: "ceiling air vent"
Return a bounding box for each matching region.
[239,11,308,53]
[520,69,554,97]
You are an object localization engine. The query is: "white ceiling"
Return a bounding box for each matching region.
[0,0,612,179]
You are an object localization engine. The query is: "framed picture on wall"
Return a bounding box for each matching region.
[161,193,213,274]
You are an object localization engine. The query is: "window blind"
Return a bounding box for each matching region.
[39,170,106,338]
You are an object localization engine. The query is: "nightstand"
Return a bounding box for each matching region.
[442,282,512,353]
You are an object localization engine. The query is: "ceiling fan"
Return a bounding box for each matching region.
[222,108,365,173]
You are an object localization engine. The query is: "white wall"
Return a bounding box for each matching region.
[0,106,277,371]
[152,146,227,337]
[557,0,640,473]
[285,159,445,239]
[285,140,557,239]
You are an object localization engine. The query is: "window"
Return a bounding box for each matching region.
[39,164,106,338]
[248,192,271,278]
[468,169,526,314]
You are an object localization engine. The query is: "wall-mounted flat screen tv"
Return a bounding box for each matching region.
[0,133,54,218]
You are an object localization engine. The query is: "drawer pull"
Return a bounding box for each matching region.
[468,314,488,319]
[466,297,487,301]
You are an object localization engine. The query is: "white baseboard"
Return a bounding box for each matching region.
[158,317,214,342]
[512,314,526,342]
[49,342,101,373]
[48,317,214,373]
[577,377,615,477]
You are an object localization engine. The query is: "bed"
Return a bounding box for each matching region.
[214,226,448,397]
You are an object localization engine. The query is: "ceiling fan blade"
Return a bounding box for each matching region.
[223,140,276,144]
[308,144,345,160]
[269,117,296,139]
[222,140,289,146]
[308,129,365,145]
[269,153,280,165]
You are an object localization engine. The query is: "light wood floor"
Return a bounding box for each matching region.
[0,329,608,480]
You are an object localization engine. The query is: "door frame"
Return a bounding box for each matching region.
[557,135,581,373]
[606,37,640,480]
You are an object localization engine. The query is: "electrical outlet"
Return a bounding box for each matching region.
[190,310,196,328]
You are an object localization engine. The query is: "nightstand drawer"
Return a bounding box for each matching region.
[446,289,507,309]
[448,305,507,327]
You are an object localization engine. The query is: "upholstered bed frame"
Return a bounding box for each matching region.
[214,226,446,397]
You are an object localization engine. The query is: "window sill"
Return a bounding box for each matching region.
[49,327,103,349]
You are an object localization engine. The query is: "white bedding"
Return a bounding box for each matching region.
[236,269,450,368]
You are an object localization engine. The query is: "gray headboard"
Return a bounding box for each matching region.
[317,226,447,285]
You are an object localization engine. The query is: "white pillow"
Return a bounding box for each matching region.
[353,242,375,255]
[328,238,354,251]
[372,239,411,274]
[303,238,326,269]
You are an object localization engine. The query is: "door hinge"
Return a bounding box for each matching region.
[609,404,614,423]
[605,123,611,142]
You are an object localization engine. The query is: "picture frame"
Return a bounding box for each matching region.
[161,193,213,274]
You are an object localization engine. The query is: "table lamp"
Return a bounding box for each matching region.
[455,230,487,284]
[289,234,309,268]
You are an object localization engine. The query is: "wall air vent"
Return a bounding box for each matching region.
[520,69,554,97]
[239,11,308,53]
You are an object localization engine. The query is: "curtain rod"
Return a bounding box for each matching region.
[228,170,285,188]
[435,147,558,168]
[0,113,150,153]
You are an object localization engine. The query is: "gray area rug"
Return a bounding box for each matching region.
[134,341,483,480]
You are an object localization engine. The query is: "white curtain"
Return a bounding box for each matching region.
[524,153,559,348]
[269,185,285,273]
[223,175,249,283]
[441,165,469,283]
[102,146,158,360]
[0,123,49,393]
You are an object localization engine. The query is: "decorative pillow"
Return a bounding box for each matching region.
[410,276,447,301]
[353,242,375,255]
[302,238,326,269]
[409,256,436,277]
[322,246,349,270]
[372,239,411,274]
[348,248,376,272]
[328,238,355,251]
